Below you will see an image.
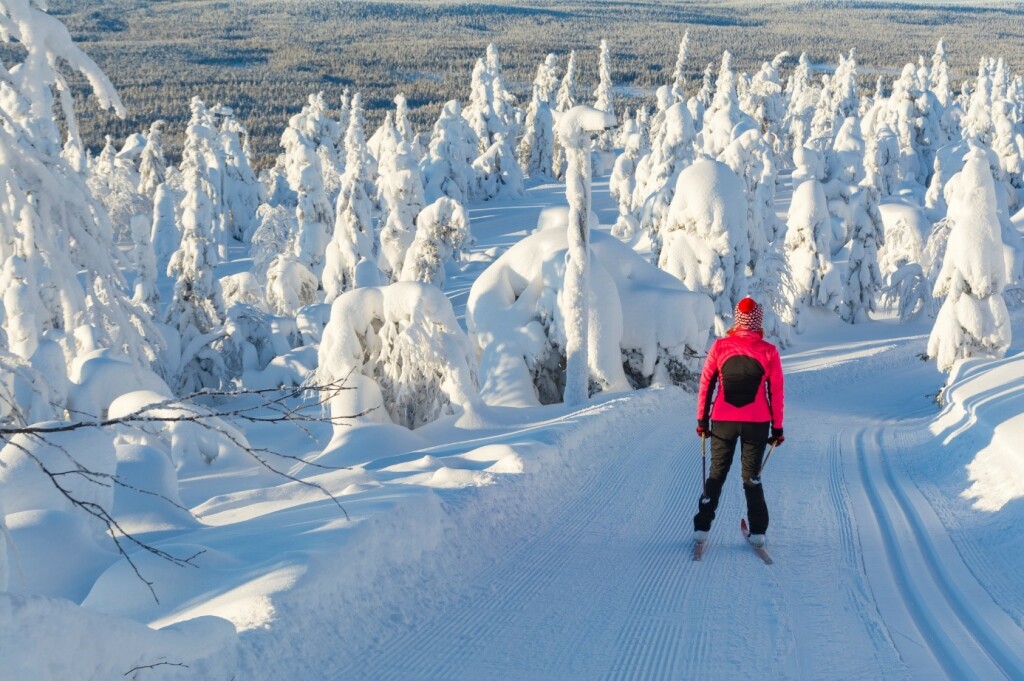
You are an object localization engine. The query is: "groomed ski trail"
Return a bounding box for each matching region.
[332,390,900,678]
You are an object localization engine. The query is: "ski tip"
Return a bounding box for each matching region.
[740,518,749,533]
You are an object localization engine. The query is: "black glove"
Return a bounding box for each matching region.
[696,419,710,439]
[768,428,784,447]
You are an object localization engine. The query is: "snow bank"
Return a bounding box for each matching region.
[933,354,1024,512]
[0,593,234,681]
[466,217,713,406]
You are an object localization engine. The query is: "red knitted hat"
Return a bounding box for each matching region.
[733,297,763,331]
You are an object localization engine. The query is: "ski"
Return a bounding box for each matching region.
[692,540,707,561]
[740,518,774,565]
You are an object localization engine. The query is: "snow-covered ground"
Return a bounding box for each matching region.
[6,176,1024,680]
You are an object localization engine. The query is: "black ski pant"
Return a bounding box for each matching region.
[693,420,770,535]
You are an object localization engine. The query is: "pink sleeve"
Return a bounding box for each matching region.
[767,347,785,430]
[696,340,719,422]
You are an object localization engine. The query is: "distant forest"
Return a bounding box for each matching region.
[45,0,1024,169]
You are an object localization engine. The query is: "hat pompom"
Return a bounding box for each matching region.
[737,297,756,314]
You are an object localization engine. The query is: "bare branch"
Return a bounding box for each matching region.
[124,660,189,677]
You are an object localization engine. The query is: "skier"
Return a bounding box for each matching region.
[693,297,785,549]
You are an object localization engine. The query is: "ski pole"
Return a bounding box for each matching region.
[758,442,777,477]
[701,433,708,499]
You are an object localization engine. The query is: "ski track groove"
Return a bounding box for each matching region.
[335,412,682,679]
[854,425,1024,680]
[877,425,1024,680]
[894,424,1024,633]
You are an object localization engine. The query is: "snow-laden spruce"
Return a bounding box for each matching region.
[138,120,168,198]
[928,149,1011,371]
[592,39,616,154]
[283,99,336,280]
[467,210,713,407]
[785,176,843,316]
[165,121,227,394]
[0,0,162,414]
[658,159,750,333]
[399,197,471,288]
[317,283,480,429]
[518,84,556,180]
[552,49,578,180]
[421,100,477,205]
[701,52,757,158]
[218,110,260,242]
[632,102,697,256]
[472,133,525,201]
[377,112,427,283]
[719,128,778,265]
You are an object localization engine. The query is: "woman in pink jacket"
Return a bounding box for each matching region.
[693,297,785,548]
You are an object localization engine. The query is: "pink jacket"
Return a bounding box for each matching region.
[696,329,784,429]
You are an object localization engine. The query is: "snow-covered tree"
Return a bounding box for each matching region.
[151,182,180,278]
[928,149,1011,371]
[632,102,697,256]
[518,84,556,179]
[865,123,902,197]
[265,254,319,317]
[323,93,381,299]
[559,106,616,405]
[394,92,424,161]
[610,114,644,241]
[841,181,885,323]
[219,111,260,242]
[472,133,525,201]
[719,128,779,266]
[785,178,842,314]
[658,159,750,332]
[784,53,818,150]
[317,283,480,429]
[88,135,147,245]
[0,1,160,393]
[671,30,691,103]
[689,62,715,131]
[464,57,506,154]
[741,53,788,157]
[553,50,578,179]
[535,53,561,104]
[249,204,295,285]
[132,205,159,315]
[486,43,523,143]
[421,100,476,204]
[593,39,616,153]
[377,113,426,283]
[400,197,471,287]
[180,97,228,259]
[282,106,335,279]
[165,136,226,393]
[929,39,953,109]
[138,120,167,198]
[702,51,755,158]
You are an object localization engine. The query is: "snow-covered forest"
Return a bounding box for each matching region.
[4,0,1024,679]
